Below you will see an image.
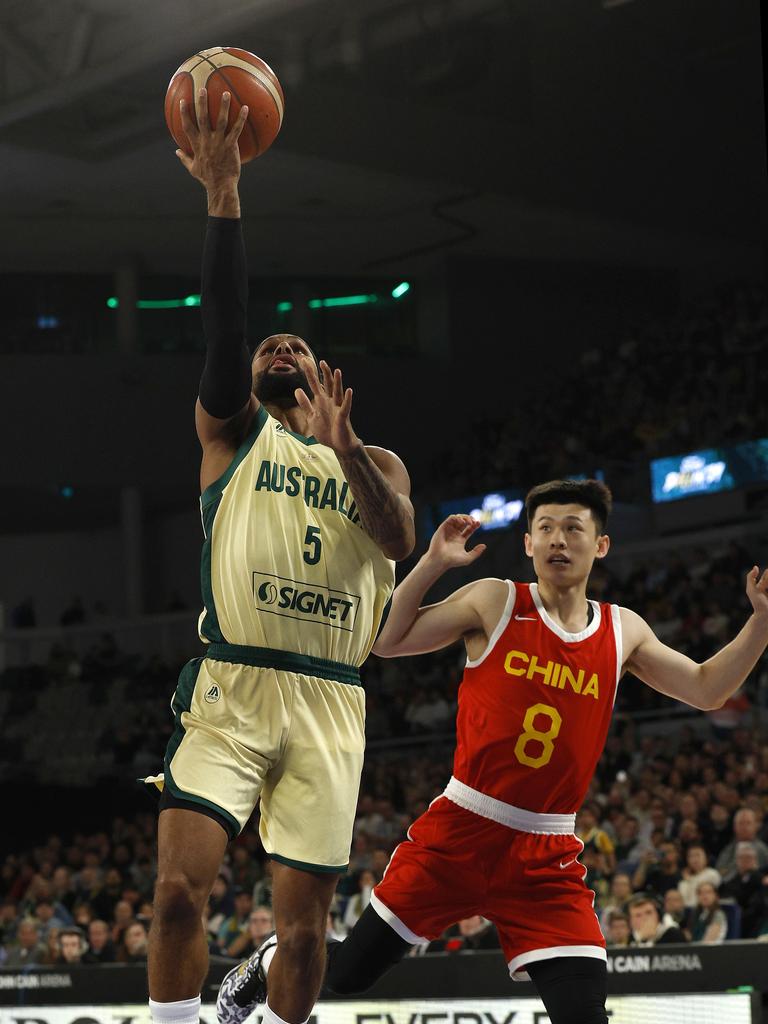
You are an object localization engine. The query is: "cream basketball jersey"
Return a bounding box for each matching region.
[198,405,395,666]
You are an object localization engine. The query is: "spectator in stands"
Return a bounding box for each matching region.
[663,889,691,938]
[613,815,646,869]
[92,867,125,921]
[111,898,134,949]
[720,842,768,938]
[628,894,687,946]
[633,840,683,897]
[3,918,48,966]
[51,866,77,916]
[57,927,88,965]
[705,803,734,859]
[83,919,116,963]
[716,808,768,875]
[678,844,721,908]
[576,804,616,874]
[229,846,262,893]
[606,912,631,947]
[343,869,377,933]
[120,920,149,963]
[688,882,728,943]
[0,900,18,951]
[216,888,253,957]
[34,898,69,938]
[207,874,234,944]
[598,872,632,936]
[223,906,274,961]
[251,860,273,910]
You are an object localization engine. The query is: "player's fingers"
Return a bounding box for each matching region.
[467,543,487,561]
[175,149,194,171]
[294,387,312,412]
[179,98,197,140]
[303,358,322,394]
[340,387,353,418]
[227,103,249,141]
[196,87,210,134]
[319,360,333,393]
[216,91,231,132]
[332,368,344,404]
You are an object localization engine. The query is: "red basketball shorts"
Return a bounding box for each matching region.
[371,786,606,979]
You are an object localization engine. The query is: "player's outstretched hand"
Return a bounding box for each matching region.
[427,514,487,568]
[176,88,248,193]
[295,359,362,456]
[746,566,768,620]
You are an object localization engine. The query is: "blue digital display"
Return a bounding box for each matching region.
[433,489,524,534]
[651,438,768,503]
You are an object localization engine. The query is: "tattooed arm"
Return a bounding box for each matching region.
[338,444,415,561]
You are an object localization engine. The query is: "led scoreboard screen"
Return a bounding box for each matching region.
[651,437,768,503]
[433,489,525,533]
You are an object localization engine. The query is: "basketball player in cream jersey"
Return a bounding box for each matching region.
[224,479,768,1024]
[144,91,414,1024]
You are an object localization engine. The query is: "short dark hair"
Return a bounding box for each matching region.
[525,479,613,534]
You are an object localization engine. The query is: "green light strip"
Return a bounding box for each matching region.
[106,294,201,310]
[391,281,410,298]
[309,294,378,309]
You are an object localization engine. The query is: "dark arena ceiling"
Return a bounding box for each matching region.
[0,0,764,279]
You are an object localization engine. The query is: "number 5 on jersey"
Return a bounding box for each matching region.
[303,525,322,565]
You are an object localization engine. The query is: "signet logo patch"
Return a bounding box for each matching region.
[204,684,221,704]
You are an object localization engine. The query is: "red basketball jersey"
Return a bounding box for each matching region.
[452,581,622,814]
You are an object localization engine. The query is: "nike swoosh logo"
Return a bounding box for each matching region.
[559,859,577,869]
[514,615,537,621]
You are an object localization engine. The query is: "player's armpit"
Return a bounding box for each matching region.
[621,607,712,710]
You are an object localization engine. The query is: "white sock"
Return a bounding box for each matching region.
[261,944,277,977]
[262,1000,308,1024]
[149,996,201,1024]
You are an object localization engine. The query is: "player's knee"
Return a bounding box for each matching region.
[277,920,325,965]
[153,873,207,925]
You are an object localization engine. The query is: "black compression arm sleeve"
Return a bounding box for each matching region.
[198,216,253,419]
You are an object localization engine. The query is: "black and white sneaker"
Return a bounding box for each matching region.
[216,932,277,1024]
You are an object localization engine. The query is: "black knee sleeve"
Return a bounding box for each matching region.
[324,905,411,995]
[527,956,608,1024]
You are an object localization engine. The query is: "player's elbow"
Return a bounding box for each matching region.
[381,535,415,562]
[371,637,399,658]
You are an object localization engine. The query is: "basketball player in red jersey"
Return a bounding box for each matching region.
[221,479,768,1024]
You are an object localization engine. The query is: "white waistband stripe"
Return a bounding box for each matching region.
[444,777,576,834]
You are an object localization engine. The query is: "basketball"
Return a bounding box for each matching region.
[165,47,284,163]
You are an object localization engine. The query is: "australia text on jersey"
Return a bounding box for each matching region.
[254,458,361,524]
[503,649,600,699]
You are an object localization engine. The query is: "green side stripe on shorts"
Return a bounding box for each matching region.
[270,852,348,874]
[164,764,240,840]
[205,642,361,686]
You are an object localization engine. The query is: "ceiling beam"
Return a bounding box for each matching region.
[0,0,326,130]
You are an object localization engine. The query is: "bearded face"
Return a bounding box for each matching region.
[251,335,317,408]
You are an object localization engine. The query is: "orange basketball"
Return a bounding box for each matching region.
[165,47,284,163]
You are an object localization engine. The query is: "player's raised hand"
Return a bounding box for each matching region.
[176,88,249,194]
[295,359,362,456]
[427,515,487,568]
[746,566,768,620]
